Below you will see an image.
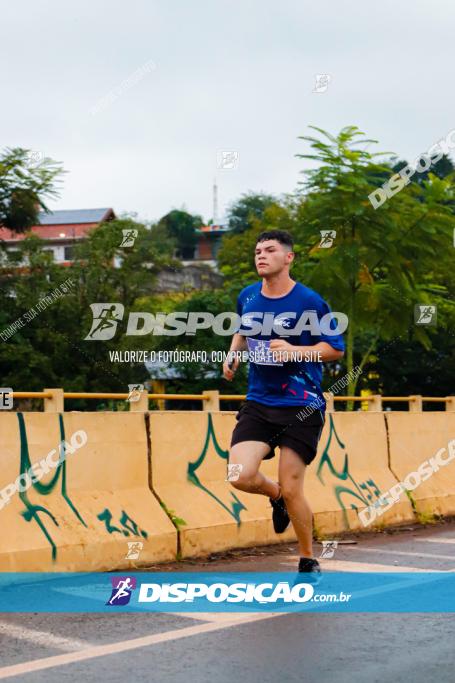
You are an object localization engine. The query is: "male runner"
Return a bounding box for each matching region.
[223,230,345,581]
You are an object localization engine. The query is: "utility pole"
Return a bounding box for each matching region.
[213,177,218,226]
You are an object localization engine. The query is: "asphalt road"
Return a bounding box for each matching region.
[1,521,455,683]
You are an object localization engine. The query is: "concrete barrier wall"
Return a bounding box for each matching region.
[149,411,296,559]
[149,411,415,556]
[2,409,454,571]
[0,412,176,571]
[307,412,415,534]
[386,412,455,518]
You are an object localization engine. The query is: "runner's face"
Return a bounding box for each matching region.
[254,240,293,276]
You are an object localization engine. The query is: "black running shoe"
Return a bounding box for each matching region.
[294,557,322,586]
[269,495,290,534]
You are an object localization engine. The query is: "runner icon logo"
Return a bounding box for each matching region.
[319,540,338,559]
[127,384,144,402]
[120,229,138,248]
[125,542,143,560]
[319,230,336,248]
[107,577,137,606]
[414,305,437,326]
[313,74,331,93]
[226,464,243,482]
[85,303,125,340]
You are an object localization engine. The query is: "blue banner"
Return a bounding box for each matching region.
[0,572,454,612]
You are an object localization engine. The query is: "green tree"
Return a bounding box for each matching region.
[158,209,203,259]
[227,192,278,234]
[294,126,455,396]
[0,148,64,232]
[391,154,455,185]
[146,288,248,402]
[0,218,176,403]
[219,200,294,287]
[218,126,455,401]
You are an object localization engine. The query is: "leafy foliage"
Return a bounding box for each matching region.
[158,209,203,259]
[0,148,64,232]
[227,192,278,234]
[220,126,455,398]
[2,128,454,404]
[0,218,176,406]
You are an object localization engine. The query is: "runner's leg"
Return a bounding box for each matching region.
[279,446,313,557]
[229,441,280,499]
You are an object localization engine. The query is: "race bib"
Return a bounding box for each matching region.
[246,338,283,366]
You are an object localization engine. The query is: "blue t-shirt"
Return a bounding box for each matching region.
[236,281,345,409]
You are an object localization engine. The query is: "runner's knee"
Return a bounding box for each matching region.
[280,473,303,500]
[228,466,257,489]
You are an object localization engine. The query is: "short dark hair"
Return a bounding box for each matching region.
[256,230,294,250]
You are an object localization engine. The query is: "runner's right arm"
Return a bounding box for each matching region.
[223,333,247,381]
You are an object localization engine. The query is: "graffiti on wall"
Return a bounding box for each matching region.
[187,414,247,524]
[16,413,147,560]
[97,508,148,538]
[316,414,383,527]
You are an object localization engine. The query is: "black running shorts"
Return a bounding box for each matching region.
[230,400,325,465]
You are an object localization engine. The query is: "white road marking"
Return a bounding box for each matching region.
[420,537,455,545]
[282,559,455,609]
[287,546,455,562]
[281,559,434,572]
[343,546,455,561]
[3,536,455,677]
[0,621,90,652]
[175,612,279,623]
[351,572,450,600]
[0,613,282,680]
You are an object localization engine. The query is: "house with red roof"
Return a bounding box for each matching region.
[0,208,116,265]
[0,207,229,267]
[192,224,230,264]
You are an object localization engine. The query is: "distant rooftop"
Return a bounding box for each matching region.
[196,224,229,234]
[38,208,114,225]
[0,207,115,242]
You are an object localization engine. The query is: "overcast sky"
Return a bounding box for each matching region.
[2,0,454,224]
